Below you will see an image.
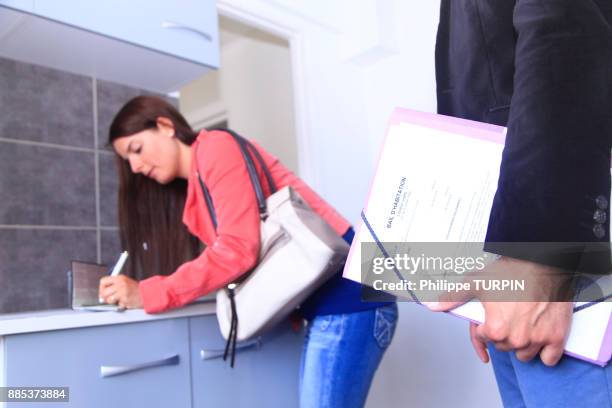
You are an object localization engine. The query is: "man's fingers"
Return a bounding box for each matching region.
[515,343,542,362]
[469,322,489,363]
[539,344,565,367]
[492,341,515,352]
[476,319,509,344]
[494,332,531,353]
[477,321,523,353]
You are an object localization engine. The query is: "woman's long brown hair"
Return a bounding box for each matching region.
[109,96,202,280]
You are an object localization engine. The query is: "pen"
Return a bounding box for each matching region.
[110,251,129,277]
[99,251,129,303]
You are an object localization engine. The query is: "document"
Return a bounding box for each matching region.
[343,108,612,366]
[343,108,505,281]
[70,260,120,312]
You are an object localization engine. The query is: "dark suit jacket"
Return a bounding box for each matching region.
[436,0,612,273]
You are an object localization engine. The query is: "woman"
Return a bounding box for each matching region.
[99,95,397,407]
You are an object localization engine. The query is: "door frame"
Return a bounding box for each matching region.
[216,0,317,184]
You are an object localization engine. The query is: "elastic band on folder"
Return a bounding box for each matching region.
[360,210,611,312]
[360,210,420,303]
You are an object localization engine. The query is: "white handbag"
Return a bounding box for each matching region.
[197,130,350,366]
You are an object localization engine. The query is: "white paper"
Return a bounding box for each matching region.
[344,122,503,282]
[343,112,612,365]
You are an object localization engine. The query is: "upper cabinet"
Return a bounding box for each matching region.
[0,0,33,12]
[33,0,218,67]
[0,0,219,92]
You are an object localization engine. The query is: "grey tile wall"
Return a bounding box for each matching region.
[0,143,96,226]
[99,153,119,227]
[101,229,122,267]
[0,57,94,147]
[0,57,176,314]
[0,229,97,314]
[97,80,147,149]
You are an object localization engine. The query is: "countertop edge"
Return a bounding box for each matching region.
[0,302,217,336]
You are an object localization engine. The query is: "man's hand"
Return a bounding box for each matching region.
[470,322,490,363]
[476,300,572,366]
[99,275,143,309]
[427,256,574,366]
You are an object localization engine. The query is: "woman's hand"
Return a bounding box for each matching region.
[99,275,143,309]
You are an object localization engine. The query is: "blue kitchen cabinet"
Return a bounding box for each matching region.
[189,315,303,408]
[4,318,192,408]
[33,0,219,67]
[0,0,32,12]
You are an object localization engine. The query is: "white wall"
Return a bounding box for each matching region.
[180,20,299,173]
[216,1,503,407]
[179,66,223,126]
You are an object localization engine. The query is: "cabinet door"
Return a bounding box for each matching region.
[4,318,191,408]
[189,316,303,408]
[0,0,33,12]
[33,0,219,67]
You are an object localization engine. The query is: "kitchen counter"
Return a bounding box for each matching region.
[0,301,216,336]
[0,299,303,408]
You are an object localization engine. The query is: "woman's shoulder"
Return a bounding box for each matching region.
[196,129,243,164]
[197,129,236,149]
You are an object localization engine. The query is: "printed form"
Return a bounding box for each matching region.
[343,109,612,366]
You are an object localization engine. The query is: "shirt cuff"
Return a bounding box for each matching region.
[139,276,172,314]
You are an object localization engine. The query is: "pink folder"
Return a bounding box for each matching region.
[344,107,612,366]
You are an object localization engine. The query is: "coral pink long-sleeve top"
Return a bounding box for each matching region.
[138,130,350,313]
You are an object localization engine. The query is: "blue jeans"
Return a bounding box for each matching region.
[299,303,398,408]
[488,344,612,407]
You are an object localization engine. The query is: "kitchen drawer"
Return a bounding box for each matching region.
[33,0,219,67]
[4,318,191,408]
[189,315,303,408]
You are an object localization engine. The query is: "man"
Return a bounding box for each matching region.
[430,1,612,406]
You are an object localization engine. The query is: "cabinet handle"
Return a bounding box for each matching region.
[161,21,212,42]
[200,338,262,360]
[100,354,179,378]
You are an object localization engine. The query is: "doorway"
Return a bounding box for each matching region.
[179,15,299,174]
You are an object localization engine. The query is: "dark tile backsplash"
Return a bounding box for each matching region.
[0,57,94,148]
[99,152,119,227]
[101,229,123,267]
[0,229,97,314]
[0,143,96,226]
[0,58,175,314]
[97,79,146,149]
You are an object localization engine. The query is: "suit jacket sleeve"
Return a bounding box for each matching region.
[484,0,612,273]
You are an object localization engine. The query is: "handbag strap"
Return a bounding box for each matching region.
[197,129,277,231]
[197,174,218,230]
[221,129,277,195]
[218,128,277,197]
